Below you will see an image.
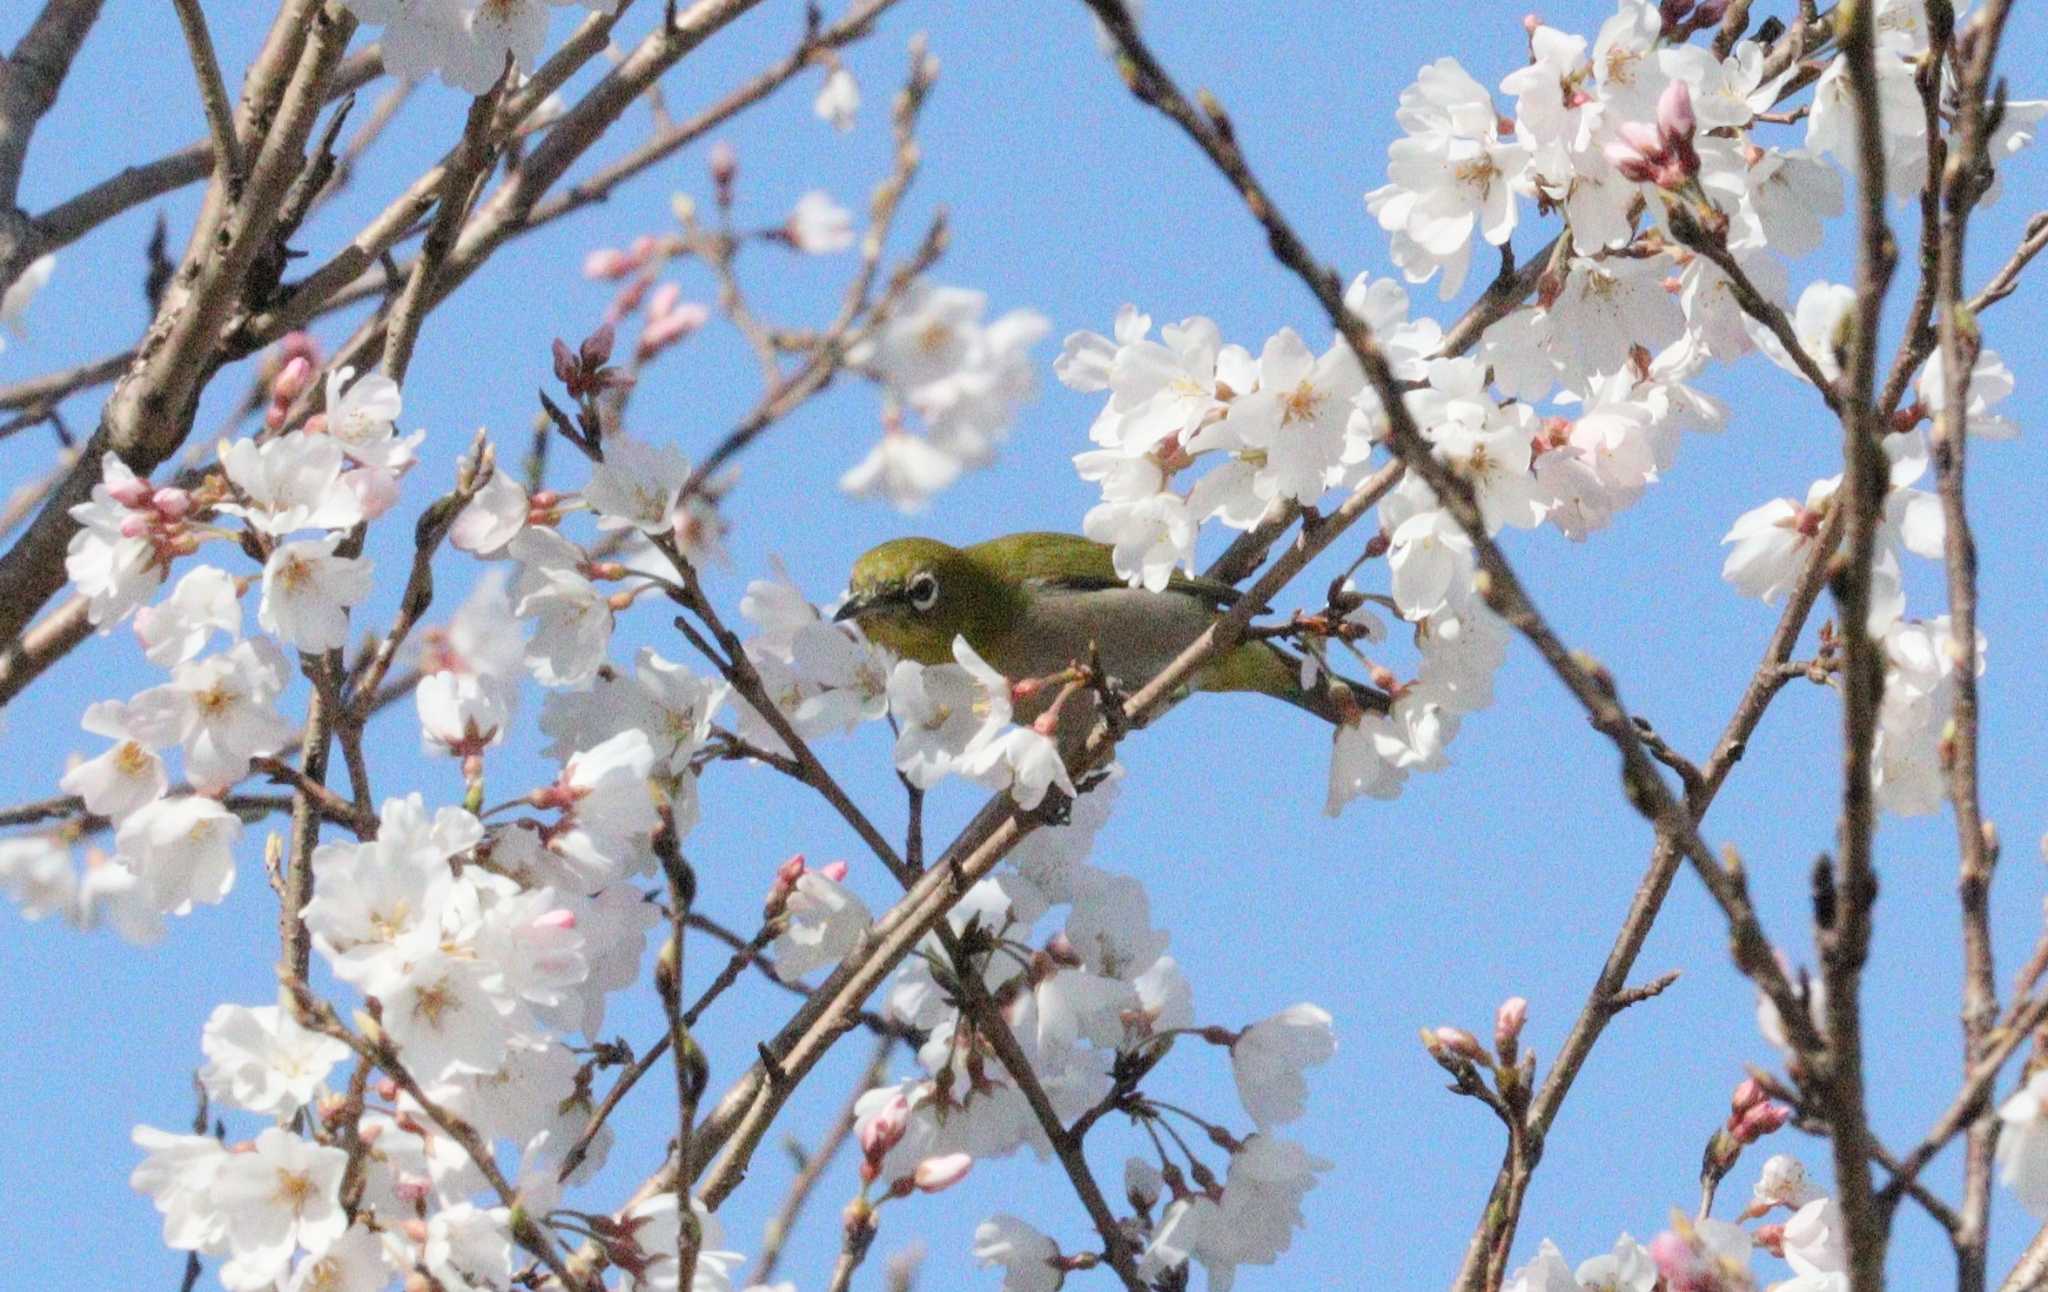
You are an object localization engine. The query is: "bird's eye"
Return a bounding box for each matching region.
[907,572,939,611]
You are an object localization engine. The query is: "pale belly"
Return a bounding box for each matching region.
[979,587,1222,696]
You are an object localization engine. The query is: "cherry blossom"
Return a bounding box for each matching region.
[258,535,374,651]
[113,794,242,913]
[1230,1003,1337,1129]
[1366,58,1530,298]
[210,1127,349,1291]
[199,1003,351,1117]
[972,1214,1064,1292]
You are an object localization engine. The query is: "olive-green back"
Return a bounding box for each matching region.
[962,531,1241,609]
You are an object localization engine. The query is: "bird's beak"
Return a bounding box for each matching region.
[831,593,872,624]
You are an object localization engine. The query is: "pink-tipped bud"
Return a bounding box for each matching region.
[119,514,151,539]
[1733,1100,1791,1142]
[1523,13,1542,33]
[638,300,709,358]
[1603,143,1657,183]
[272,355,314,407]
[709,142,738,187]
[648,281,682,319]
[818,859,849,884]
[1658,78,1698,149]
[1618,120,1667,160]
[1431,1026,1487,1062]
[106,476,153,509]
[152,487,191,519]
[584,247,635,280]
[1646,1231,1695,1281]
[776,854,808,887]
[535,908,577,932]
[857,1094,910,1171]
[910,1152,973,1194]
[1494,997,1528,1051]
[1730,1076,1767,1115]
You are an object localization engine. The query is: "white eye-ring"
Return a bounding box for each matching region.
[908,571,939,611]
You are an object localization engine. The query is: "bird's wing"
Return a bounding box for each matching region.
[963,531,1241,609]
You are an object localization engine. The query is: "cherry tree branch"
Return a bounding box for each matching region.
[0,0,105,288]
[168,0,242,192]
[1924,5,2018,1284]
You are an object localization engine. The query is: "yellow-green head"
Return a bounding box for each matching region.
[835,536,1028,665]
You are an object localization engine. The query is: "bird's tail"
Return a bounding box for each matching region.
[1199,640,1389,725]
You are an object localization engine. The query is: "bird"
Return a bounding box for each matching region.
[833,531,1386,727]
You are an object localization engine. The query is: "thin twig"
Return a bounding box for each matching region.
[168,0,243,191]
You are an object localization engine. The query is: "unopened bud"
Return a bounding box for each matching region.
[1733,1100,1791,1142]
[709,141,738,188]
[106,476,153,509]
[1730,1076,1767,1116]
[272,355,314,406]
[1430,1026,1487,1062]
[910,1152,973,1194]
[1494,996,1528,1054]
[583,247,635,280]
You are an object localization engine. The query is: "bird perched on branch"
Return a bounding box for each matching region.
[834,531,1385,726]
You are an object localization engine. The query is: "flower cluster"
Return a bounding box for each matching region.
[841,281,1051,512]
[1507,1150,1854,1292]
[833,783,1339,1291]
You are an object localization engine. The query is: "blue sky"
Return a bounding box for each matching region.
[3,1,2048,1288]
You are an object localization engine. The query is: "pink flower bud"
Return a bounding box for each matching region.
[637,301,708,358]
[1733,1100,1791,1142]
[119,515,151,539]
[709,142,738,186]
[152,487,191,519]
[1603,145,1656,183]
[271,355,314,406]
[1494,996,1528,1050]
[1730,1076,1766,1115]
[818,860,849,883]
[1646,1230,1695,1280]
[1618,120,1667,160]
[910,1152,973,1193]
[106,476,153,509]
[648,281,682,319]
[857,1094,910,1164]
[583,247,635,280]
[629,234,660,264]
[776,854,808,887]
[536,908,578,932]
[1431,1026,1487,1062]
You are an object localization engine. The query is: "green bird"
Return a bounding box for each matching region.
[834,531,1386,726]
